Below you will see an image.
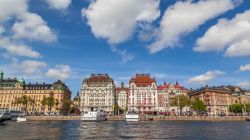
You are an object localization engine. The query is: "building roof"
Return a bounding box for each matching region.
[188,85,231,96]
[129,74,156,86]
[157,81,187,90]
[84,74,114,85]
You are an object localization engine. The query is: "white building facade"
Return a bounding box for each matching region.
[80,74,115,115]
[116,82,128,111]
[128,74,158,114]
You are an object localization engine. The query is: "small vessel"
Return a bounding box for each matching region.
[17,113,27,122]
[126,110,139,122]
[0,110,11,123]
[81,109,107,122]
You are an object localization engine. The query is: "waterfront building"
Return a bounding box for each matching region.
[189,86,231,115]
[73,92,80,108]
[116,82,129,112]
[157,81,188,114]
[0,71,71,113]
[80,74,115,115]
[128,74,158,114]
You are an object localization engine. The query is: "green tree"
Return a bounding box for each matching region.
[41,97,47,112]
[15,95,29,111]
[47,96,55,113]
[246,103,250,113]
[28,97,35,112]
[229,104,243,114]
[171,95,191,115]
[192,98,206,111]
[61,99,72,115]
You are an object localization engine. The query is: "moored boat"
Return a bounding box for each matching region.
[17,113,27,122]
[126,110,139,122]
[81,109,107,122]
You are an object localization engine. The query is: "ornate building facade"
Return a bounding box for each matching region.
[157,81,188,114]
[80,74,115,114]
[116,82,129,111]
[189,86,231,115]
[128,74,158,114]
[0,71,71,113]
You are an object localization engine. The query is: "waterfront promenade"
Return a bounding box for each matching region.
[27,115,248,121]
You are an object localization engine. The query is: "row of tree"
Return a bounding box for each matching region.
[171,95,206,114]
[228,103,250,114]
[14,95,76,115]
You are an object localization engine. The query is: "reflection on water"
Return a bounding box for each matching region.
[1,120,250,140]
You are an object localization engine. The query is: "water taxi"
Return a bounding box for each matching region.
[81,109,107,121]
[126,110,139,122]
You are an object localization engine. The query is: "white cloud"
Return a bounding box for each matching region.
[12,13,57,43]
[45,0,71,10]
[0,0,57,59]
[13,60,47,75]
[188,70,225,84]
[148,0,239,54]
[46,65,71,80]
[0,0,28,22]
[239,63,250,72]
[82,0,160,44]
[195,9,250,57]
[0,37,41,58]
[237,81,250,88]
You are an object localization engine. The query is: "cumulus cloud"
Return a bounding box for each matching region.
[195,9,250,57]
[46,65,71,80]
[0,0,28,22]
[45,0,71,10]
[82,0,160,44]
[148,0,239,54]
[12,13,57,43]
[0,37,41,58]
[237,81,250,88]
[188,70,225,84]
[0,0,57,59]
[239,63,250,72]
[13,60,47,75]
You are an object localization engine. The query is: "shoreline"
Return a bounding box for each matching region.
[26,116,248,121]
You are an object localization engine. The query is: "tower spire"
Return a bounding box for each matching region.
[0,70,4,81]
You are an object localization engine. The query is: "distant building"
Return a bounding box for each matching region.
[73,92,80,108]
[189,86,231,115]
[128,74,158,114]
[157,81,188,114]
[80,74,115,114]
[0,71,71,113]
[116,82,129,112]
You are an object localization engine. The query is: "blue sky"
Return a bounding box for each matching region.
[0,0,250,97]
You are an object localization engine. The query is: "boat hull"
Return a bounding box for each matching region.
[17,117,27,122]
[81,117,107,122]
[126,115,139,122]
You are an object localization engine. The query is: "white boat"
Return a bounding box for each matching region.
[126,110,139,122]
[17,113,27,122]
[81,109,107,121]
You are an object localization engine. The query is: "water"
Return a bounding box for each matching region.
[1,121,250,140]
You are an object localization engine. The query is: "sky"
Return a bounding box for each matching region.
[0,0,250,98]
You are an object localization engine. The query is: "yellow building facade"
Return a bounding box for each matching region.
[0,71,71,113]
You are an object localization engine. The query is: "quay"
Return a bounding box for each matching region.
[26,116,248,121]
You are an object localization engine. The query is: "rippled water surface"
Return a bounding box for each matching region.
[1,120,250,140]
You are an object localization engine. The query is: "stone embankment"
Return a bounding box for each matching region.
[27,115,248,121]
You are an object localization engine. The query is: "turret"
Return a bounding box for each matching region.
[0,70,4,81]
[121,81,124,88]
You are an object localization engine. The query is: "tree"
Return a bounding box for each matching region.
[47,96,55,113]
[15,95,29,111]
[41,97,47,112]
[28,97,35,113]
[192,98,206,111]
[171,95,191,115]
[229,104,243,114]
[61,99,72,115]
[246,103,250,113]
